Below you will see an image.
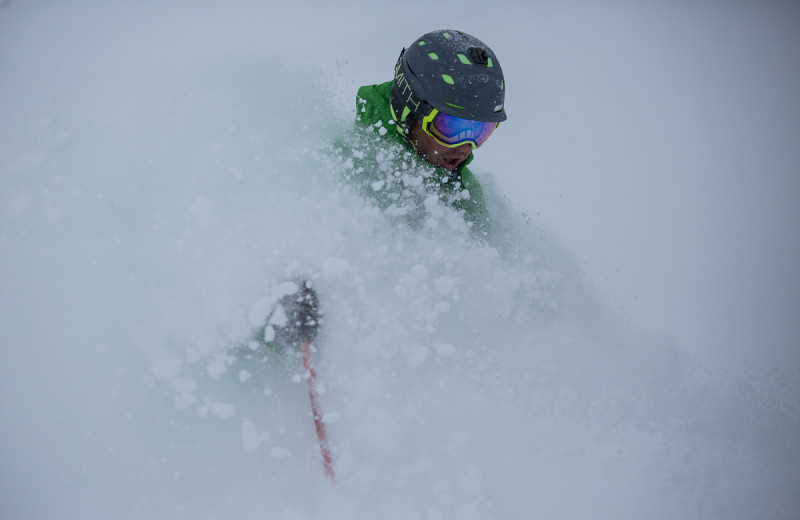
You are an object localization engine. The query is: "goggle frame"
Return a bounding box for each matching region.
[421,109,499,150]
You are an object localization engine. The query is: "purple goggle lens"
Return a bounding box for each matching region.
[426,112,498,149]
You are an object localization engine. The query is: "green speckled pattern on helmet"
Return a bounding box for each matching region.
[390,29,507,127]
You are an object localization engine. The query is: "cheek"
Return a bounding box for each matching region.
[431,141,451,155]
[418,139,438,157]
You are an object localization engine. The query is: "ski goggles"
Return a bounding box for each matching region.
[421,109,498,149]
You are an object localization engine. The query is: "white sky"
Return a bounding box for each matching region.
[477,1,800,370]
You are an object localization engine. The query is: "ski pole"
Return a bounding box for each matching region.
[301,339,335,481]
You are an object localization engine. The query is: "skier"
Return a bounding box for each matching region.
[221,32,507,480]
[343,29,507,240]
[247,30,507,355]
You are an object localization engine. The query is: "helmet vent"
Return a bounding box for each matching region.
[468,47,489,65]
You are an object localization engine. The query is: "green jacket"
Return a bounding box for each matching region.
[342,80,491,239]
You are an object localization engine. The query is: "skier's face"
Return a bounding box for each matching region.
[410,121,472,171]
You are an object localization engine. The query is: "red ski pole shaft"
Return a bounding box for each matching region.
[301,340,335,481]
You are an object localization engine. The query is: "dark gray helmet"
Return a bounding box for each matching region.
[390,30,506,134]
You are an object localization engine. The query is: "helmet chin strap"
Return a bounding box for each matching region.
[392,111,418,149]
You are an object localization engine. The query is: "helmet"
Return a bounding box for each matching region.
[390,30,506,137]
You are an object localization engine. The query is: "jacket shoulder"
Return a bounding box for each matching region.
[356,81,393,127]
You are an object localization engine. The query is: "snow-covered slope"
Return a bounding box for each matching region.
[1,2,798,519]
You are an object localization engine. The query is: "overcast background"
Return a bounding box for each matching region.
[1,1,799,519]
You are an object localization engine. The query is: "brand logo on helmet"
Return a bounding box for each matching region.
[394,61,421,116]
